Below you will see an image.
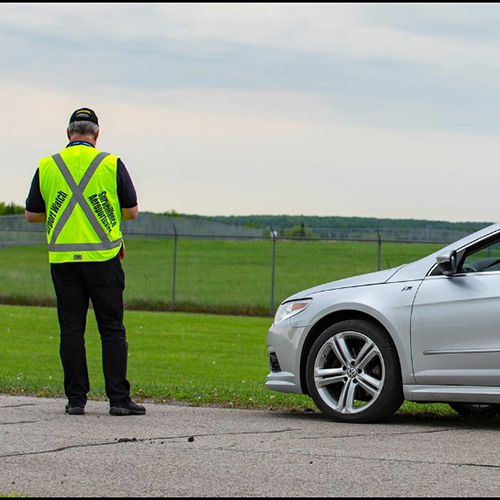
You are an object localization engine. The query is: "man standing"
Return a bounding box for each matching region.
[25,107,145,416]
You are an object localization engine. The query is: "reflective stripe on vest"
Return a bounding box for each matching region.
[48,152,122,253]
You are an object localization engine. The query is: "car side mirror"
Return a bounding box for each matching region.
[436,250,458,276]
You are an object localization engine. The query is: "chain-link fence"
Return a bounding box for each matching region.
[0,213,263,246]
[0,214,474,316]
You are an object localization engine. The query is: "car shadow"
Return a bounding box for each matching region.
[267,408,500,430]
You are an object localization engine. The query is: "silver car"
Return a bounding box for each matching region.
[266,222,500,423]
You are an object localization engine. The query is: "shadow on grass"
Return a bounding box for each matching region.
[0,294,272,317]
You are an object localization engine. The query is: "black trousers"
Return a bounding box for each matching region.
[50,255,131,407]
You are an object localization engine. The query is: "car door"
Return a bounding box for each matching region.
[411,236,500,386]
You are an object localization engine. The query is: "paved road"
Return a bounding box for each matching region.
[1,394,500,497]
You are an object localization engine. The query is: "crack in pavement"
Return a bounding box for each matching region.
[0,404,36,409]
[0,421,37,426]
[2,425,499,471]
[298,426,464,440]
[161,442,500,471]
[0,427,300,458]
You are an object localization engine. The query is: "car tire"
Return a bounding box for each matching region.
[449,403,500,420]
[305,319,404,423]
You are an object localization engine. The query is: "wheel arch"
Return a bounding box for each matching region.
[298,309,402,396]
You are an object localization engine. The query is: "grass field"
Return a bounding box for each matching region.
[0,303,313,410]
[0,237,445,316]
[0,238,457,419]
[0,303,457,419]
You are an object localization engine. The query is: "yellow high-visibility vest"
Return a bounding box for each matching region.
[39,145,123,263]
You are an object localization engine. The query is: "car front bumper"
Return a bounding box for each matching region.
[265,319,308,395]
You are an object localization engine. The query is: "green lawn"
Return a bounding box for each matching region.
[0,238,455,418]
[0,238,445,316]
[0,304,456,418]
[0,303,313,410]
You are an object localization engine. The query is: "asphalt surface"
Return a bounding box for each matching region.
[1,394,500,497]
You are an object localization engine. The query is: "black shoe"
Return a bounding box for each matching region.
[109,400,146,416]
[65,403,85,415]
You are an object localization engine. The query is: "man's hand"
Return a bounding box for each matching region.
[25,210,46,223]
[121,205,138,221]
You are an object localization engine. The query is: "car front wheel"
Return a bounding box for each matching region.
[306,319,404,423]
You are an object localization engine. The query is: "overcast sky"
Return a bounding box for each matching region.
[2,3,500,223]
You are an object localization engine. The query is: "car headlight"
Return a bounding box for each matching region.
[274,299,312,325]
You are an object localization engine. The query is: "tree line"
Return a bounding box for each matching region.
[179,213,492,236]
[0,202,24,216]
[5,203,493,236]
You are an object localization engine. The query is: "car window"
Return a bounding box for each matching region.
[462,239,500,272]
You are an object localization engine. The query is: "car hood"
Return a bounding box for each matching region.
[285,266,404,301]
[281,222,500,305]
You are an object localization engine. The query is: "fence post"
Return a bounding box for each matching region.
[270,227,277,317]
[172,224,178,312]
[377,230,382,271]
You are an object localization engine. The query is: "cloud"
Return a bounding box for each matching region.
[1,3,500,133]
[3,3,500,74]
[2,3,500,222]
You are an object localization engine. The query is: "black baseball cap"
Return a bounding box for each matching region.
[69,107,99,125]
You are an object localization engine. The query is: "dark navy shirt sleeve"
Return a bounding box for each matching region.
[25,169,46,213]
[117,159,138,209]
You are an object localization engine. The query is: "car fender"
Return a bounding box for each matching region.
[291,281,422,385]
